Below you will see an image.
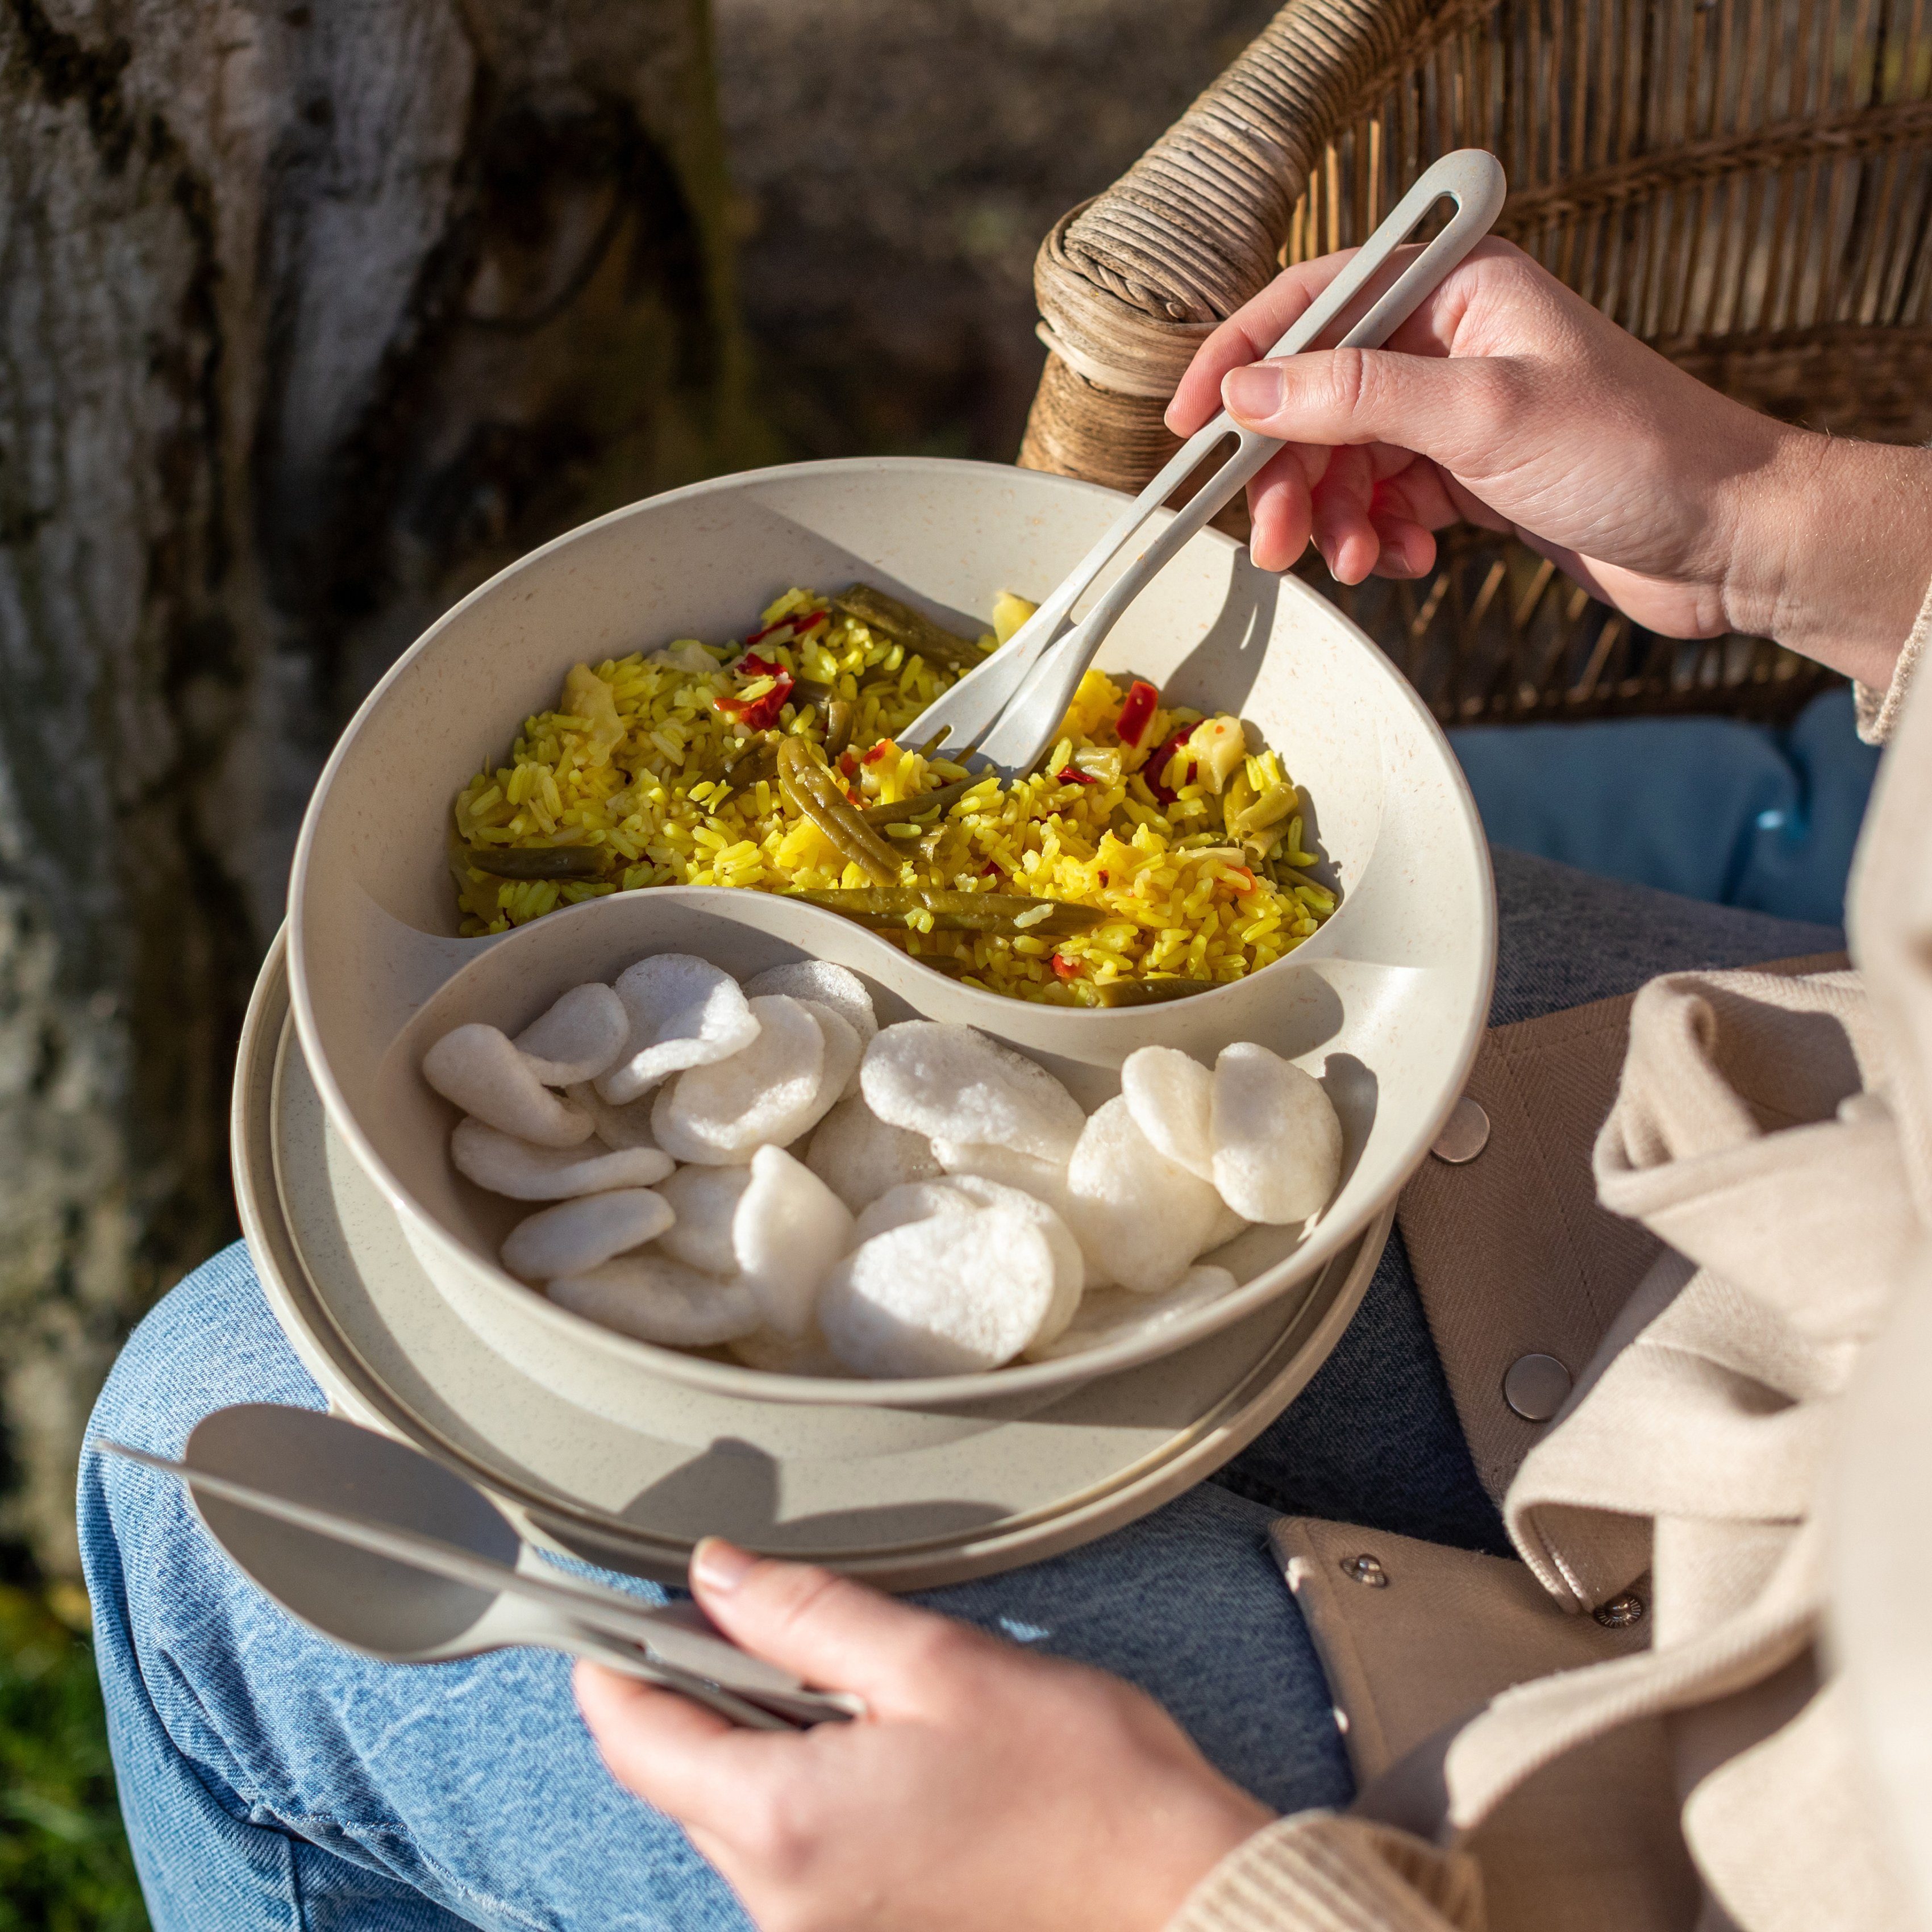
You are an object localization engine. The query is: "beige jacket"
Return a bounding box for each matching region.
[1169,638,1932,1932]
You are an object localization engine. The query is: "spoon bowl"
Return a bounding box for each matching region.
[148,1404,848,1726]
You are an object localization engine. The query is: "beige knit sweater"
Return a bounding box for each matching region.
[1168,627,1932,1932]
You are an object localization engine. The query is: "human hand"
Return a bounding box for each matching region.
[1167,238,1932,686]
[574,1539,1272,1932]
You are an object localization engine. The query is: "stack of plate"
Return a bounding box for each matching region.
[238,936,1391,1589]
[243,456,1490,1591]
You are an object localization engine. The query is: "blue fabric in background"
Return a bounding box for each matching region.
[1448,685,1880,927]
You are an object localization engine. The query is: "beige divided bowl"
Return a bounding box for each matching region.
[287,457,1493,1460]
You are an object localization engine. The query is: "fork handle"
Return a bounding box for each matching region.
[975,150,1506,770]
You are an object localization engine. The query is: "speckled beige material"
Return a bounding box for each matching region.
[234,935,1393,1587]
[282,459,1493,1458]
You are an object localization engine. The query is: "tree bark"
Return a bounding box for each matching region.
[0,0,758,1572]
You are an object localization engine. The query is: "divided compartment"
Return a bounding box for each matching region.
[287,457,1493,1448]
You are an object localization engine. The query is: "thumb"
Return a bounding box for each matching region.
[1222,347,1515,473]
[690,1538,985,1708]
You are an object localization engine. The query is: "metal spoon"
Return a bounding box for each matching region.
[97,1404,861,1730]
[897,149,1508,775]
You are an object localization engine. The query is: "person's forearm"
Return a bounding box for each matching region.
[1725,430,1932,687]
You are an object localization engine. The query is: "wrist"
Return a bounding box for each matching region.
[1119,1789,1274,1932]
[1725,428,1932,684]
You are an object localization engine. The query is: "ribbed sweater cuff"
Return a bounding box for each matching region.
[1164,1812,1484,1932]
[1855,567,1932,744]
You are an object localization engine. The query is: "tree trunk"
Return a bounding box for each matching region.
[0,0,760,1573]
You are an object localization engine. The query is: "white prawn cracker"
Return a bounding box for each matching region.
[728,1325,850,1377]
[1210,1042,1344,1224]
[657,1148,853,1335]
[423,1025,595,1148]
[512,982,628,1086]
[657,1164,753,1276]
[818,1201,1060,1378]
[500,1188,673,1281]
[943,1173,1084,1350]
[931,1138,1104,1287]
[597,954,760,1104]
[451,1118,671,1200]
[1063,1096,1222,1294]
[743,961,878,1059]
[1201,1195,1251,1254]
[796,1000,863,1112]
[861,1021,1084,1161]
[652,993,827,1163]
[805,1092,942,1213]
[565,1081,661,1151]
[854,1177,979,1244]
[733,1146,856,1336]
[1120,1046,1215,1182]
[549,1256,760,1348]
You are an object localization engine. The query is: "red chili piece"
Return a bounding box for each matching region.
[1055,765,1098,786]
[716,652,794,730]
[791,611,827,636]
[1051,953,1081,981]
[743,618,793,647]
[1115,679,1159,750]
[1143,727,1193,804]
[862,741,893,765]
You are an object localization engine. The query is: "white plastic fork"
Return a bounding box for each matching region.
[897,149,1508,776]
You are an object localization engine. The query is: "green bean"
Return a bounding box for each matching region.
[718,733,780,788]
[461,843,607,881]
[859,775,978,828]
[1229,779,1299,840]
[1223,768,1258,836]
[1093,977,1217,1007]
[832,584,985,671]
[776,738,902,886]
[824,698,856,759]
[786,888,1105,937]
[873,936,975,977]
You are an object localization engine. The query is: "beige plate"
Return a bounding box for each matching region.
[285,457,1492,1456]
[236,934,1391,1590]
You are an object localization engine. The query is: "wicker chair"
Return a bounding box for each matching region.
[1020,0,1932,723]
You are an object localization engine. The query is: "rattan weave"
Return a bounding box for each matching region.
[1021,0,1932,722]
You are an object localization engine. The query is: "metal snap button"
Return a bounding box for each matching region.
[1340,1553,1388,1587]
[1431,1096,1490,1163]
[1594,1592,1646,1629]
[1503,1351,1572,1422]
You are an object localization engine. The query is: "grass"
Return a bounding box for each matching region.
[0,1582,148,1932]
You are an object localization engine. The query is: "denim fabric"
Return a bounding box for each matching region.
[81,848,1844,1931]
[1452,685,1879,927]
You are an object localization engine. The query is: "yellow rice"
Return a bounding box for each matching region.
[451,587,1333,1005]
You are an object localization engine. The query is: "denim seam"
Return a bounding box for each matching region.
[149,1638,424,1848]
[264,1806,553,1932]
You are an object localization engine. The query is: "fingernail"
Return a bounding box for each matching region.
[692,1538,757,1593]
[1223,364,1284,421]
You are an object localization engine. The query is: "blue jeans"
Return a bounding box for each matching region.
[81,851,1841,1932]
